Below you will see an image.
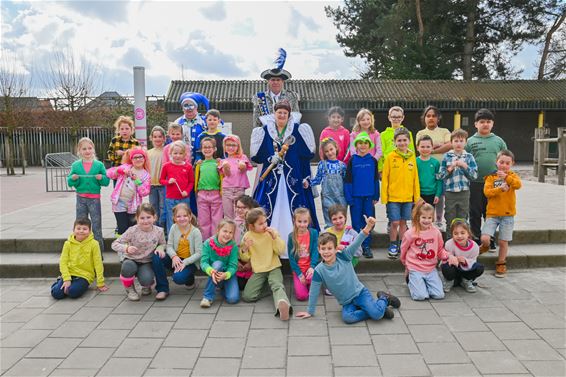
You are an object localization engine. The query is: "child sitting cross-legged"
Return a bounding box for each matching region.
[296,215,401,324]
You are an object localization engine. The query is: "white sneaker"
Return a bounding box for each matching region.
[126,286,140,301]
[200,298,212,308]
[141,287,152,296]
[461,278,476,293]
[442,276,452,293]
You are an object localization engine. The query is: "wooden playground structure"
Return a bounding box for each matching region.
[533,127,566,185]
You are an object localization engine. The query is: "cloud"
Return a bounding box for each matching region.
[169,40,247,77]
[288,7,320,38]
[231,17,255,36]
[62,0,129,23]
[121,47,151,69]
[199,1,226,21]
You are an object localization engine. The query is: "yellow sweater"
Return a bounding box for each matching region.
[240,230,285,273]
[381,149,420,204]
[59,233,105,287]
[484,171,522,217]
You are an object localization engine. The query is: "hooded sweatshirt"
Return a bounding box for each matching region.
[381,149,420,204]
[59,233,105,287]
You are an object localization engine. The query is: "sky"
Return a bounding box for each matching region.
[1,0,541,97]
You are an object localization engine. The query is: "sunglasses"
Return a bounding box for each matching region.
[182,103,196,110]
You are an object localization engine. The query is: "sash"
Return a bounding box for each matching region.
[256,91,270,117]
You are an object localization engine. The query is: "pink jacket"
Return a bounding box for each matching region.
[107,164,151,214]
[319,126,350,162]
[400,227,449,273]
[220,155,253,189]
[345,130,382,164]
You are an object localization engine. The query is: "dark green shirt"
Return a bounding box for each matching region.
[465,133,507,181]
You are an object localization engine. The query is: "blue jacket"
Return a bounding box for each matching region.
[287,228,319,277]
[344,154,380,203]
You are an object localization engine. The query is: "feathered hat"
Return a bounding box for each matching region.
[179,92,210,111]
[260,48,291,80]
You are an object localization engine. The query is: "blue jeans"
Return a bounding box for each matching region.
[408,269,444,301]
[203,261,239,304]
[341,287,388,324]
[51,277,90,299]
[76,196,103,252]
[164,198,191,234]
[152,254,197,293]
[149,186,165,228]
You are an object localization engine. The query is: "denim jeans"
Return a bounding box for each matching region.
[164,198,191,234]
[203,261,239,304]
[152,254,197,293]
[76,196,103,252]
[341,287,388,324]
[149,186,165,228]
[51,277,90,299]
[408,269,445,301]
[120,260,154,287]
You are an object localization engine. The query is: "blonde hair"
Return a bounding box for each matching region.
[320,138,339,160]
[388,106,404,116]
[167,122,182,134]
[169,140,187,156]
[76,137,96,159]
[352,108,375,133]
[113,116,134,135]
[216,219,237,238]
[172,203,198,227]
[291,208,311,257]
[411,201,435,234]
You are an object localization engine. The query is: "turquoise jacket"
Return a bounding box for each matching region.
[67,160,110,194]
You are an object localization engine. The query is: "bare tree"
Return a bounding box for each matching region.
[538,9,566,79]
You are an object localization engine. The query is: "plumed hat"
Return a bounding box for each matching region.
[179,92,210,111]
[260,48,292,80]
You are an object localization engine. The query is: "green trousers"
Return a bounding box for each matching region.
[242,267,290,315]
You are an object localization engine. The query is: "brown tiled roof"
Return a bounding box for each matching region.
[165,79,566,112]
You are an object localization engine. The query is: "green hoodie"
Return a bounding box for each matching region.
[379,126,415,172]
[465,132,507,181]
[59,233,105,287]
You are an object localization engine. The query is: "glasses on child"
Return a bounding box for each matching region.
[389,115,403,119]
[132,155,145,160]
[182,103,196,110]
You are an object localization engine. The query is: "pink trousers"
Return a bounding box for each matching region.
[197,190,223,240]
[292,272,312,301]
[222,187,245,220]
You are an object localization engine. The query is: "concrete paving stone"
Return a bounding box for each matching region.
[453,331,506,351]
[141,306,182,322]
[98,314,143,330]
[397,298,432,310]
[288,336,330,356]
[151,293,190,307]
[401,309,442,325]
[0,301,19,316]
[329,326,371,345]
[292,304,326,317]
[461,294,506,308]
[334,366,382,376]
[216,305,254,321]
[378,354,430,376]
[114,338,163,358]
[442,315,489,332]
[533,292,566,305]
[468,351,528,375]
[418,342,470,364]
[289,318,328,336]
[386,285,412,298]
[486,322,540,340]
[427,363,480,376]
[238,368,285,376]
[367,316,409,334]
[49,368,97,376]
[431,302,474,316]
[58,347,114,369]
[22,314,69,330]
[247,328,288,347]
[3,357,62,376]
[517,312,566,329]
[69,306,113,322]
[97,357,152,377]
[249,313,288,329]
[49,321,98,338]
[248,297,278,313]
[0,347,30,373]
[112,300,153,314]
[241,346,286,369]
[43,299,87,314]
[149,347,199,369]
[173,313,215,329]
[522,360,566,377]
[26,337,82,358]
[535,329,566,348]
[0,291,36,304]
[129,321,173,338]
[162,329,207,347]
[0,307,42,322]
[84,294,125,307]
[408,324,456,343]
[331,345,378,367]
[17,296,55,309]
[503,300,552,315]
[287,355,332,376]
[80,329,130,348]
[473,307,520,322]
[192,357,240,377]
[372,334,419,354]
[1,328,52,348]
[323,297,341,312]
[201,337,246,358]
[503,339,564,360]
[209,320,250,338]
[546,303,566,317]
[326,311,365,327]
[144,368,192,376]
[0,321,24,339]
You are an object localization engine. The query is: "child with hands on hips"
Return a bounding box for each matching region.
[219,135,253,220]
[106,148,151,235]
[200,220,240,308]
[111,204,166,301]
[400,202,459,301]
[287,208,320,301]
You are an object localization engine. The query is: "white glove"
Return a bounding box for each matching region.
[269,153,281,165]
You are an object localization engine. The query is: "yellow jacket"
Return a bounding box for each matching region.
[59,233,105,287]
[484,171,522,217]
[240,230,285,273]
[381,149,420,204]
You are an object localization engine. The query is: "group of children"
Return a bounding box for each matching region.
[51,103,521,325]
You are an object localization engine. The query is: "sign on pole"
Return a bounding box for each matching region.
[133,66,147,146]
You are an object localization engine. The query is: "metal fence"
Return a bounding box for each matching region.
[44,152,78,192]
[0,127,114,167]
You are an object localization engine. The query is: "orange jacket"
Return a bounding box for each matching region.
[483,171,522,217]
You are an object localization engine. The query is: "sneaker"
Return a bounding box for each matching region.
[324,288,333,296]
[383,306,395,319]
[125,286,140,301]
[200,298,212,308]
[185,283,195,290]
[441,276,452,293]
[387,243,399,259]
[277,300,290,321]
[155,291,169,301]
[141,287,152,296]
[495,262,507,278]
[362,246,374,259]
[460,278,476,293]
[479,243,490,254]
[377,291,401,308]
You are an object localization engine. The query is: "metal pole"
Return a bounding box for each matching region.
[133,66,147,147]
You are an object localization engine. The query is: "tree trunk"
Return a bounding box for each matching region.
[538,11,566,80]
[5,134,15,176]
[416,0,424,48]
[463,0,478,80]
